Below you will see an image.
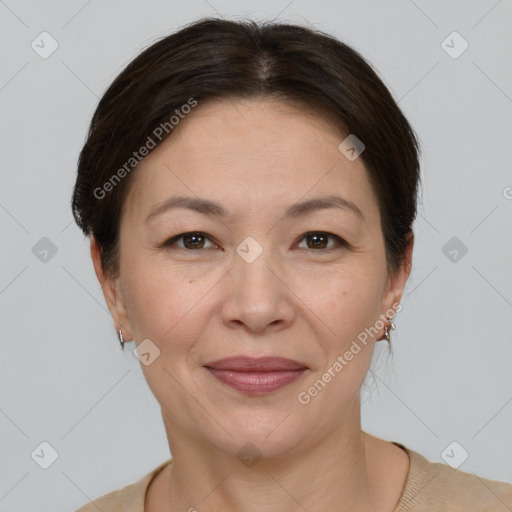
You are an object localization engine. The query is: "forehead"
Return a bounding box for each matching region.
[122,98,379,225]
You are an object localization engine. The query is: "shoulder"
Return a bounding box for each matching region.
[394,443,512,511]
[74,459,172,512]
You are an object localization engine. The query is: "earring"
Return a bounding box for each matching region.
[383,319,396,345]
[118,329,125,349]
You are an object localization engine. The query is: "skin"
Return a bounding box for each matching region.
[91,98,413,511]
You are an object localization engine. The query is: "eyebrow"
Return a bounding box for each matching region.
[145,194,365,224]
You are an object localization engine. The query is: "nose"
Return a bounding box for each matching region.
[220,246,296,334]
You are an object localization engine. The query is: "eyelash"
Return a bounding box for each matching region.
[161,231,348,252]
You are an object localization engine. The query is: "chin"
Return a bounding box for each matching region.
[199,409,310,461]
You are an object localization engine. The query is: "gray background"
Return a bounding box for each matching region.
[1,0,511,510]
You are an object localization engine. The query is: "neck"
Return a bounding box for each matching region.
[160,404,389,512]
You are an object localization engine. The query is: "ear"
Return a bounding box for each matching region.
[379,232,414,320]
[90,236,133,341]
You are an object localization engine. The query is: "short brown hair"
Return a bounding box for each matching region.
[72,17,421,276]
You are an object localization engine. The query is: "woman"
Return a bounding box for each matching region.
[72,17,512,512]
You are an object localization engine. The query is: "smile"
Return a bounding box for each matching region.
[204,356,308,395]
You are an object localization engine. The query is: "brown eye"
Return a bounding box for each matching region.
[163,232,217,250]
[182,233,206,249]
[296,232,346,250]
[306,233,328,249]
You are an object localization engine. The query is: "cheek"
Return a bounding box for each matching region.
[122,266,213,403]
[122,259,214,348]
[306,266,384,343]
[295,272,381,411]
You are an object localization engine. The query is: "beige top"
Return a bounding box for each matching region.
[75,443,512,511]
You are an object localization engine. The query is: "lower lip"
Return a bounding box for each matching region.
[206,368,307,395]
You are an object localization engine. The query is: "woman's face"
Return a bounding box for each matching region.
[93,98,411,458]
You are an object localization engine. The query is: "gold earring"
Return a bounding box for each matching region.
[383,319,395,345]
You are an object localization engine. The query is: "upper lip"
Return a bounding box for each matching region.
[204,356,307,371]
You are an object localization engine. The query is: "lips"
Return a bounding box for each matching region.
[205,356,307,371]
[204,357,307,395]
